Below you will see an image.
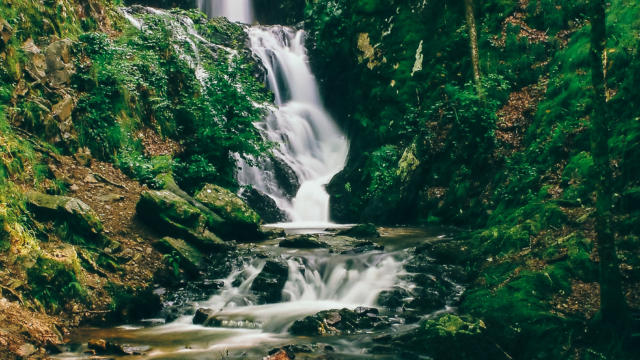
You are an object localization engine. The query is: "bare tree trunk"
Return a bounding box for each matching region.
[464,0,481,96]
[589,0,628,328]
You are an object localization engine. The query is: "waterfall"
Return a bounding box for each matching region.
[196,0,254,23]
[198,1,349,225]
[238,27,349,225]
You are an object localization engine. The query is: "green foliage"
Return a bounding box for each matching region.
[106,283,162,322]
[27,256,86,312]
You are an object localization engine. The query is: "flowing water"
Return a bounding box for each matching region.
[57,3,462,359]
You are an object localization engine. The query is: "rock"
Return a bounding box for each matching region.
[195,184,263,241]
[69,184,80,192]
[290,308,387,336]
[26,191,104,239]
[0,17,12,45]
[87,338,130,356]
[136,190,227,251]
[51,95,74,121]
[16,343,37,357]
[74,147,92,166]
[271,156,300,199]
[193,308,215,325]
[240,187,288,223]
[337,223,380,238]
[279,234,328,249]
[154,237,205,275]
[250,259,289,304]
[45,39,74,88]
[97,194,125,203]
[84,174,98,183]
[377,287,412,309]
[266,349,292,360]
[261,226,286,239]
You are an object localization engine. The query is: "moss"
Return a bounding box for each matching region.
[27,256,87,312]
[106,283,162,323]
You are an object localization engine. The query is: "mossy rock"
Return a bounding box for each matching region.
[195,184,263,242]
[26,191,103,240]
[136,190,226,251]
[336,223,380,238]
[154,236,205,276]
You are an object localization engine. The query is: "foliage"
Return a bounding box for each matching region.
[27,256,86,312]
[106,283,162,322]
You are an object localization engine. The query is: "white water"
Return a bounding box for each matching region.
[237,27,349,225]
[197,0,254,23]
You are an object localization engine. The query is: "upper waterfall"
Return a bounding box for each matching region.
[238,27,349,225]
[196,0,254,24]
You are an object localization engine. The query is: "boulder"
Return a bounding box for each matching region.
[195,184,264,242]
[193,308,215,325]
[289,308,388,336]
[154,237,205,275]
[250,259,289,304]
[136,190,226,251]
[279,234,328,249]
[337,223,380,238]
[271,156,300,199]
[45,39,74,88]
[240,187,288,223]
[26,191,103,239]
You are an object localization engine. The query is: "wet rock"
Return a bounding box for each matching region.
[261,226,286,239]
[377,287,412,309]
[415,239,472,265]
[26,191,104,240]
[136,190,227,251]
[289,308,388,336]
[240,187,288,223]
[87,339,126,355]
[279,234,328,249]
[266,349,293,360]
[195,184,263,241]
[337,223,380,238]
[271,156,300,199]
[154,237,205,275]
[193,308,215,325]
[251,259,288,304]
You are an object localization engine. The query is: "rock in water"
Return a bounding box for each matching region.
[337,223,380,238]
[250,259,288,304]
[279,234,328,249]
[271,156,300,199]
[154,237,205,275]
[195,184,264,241]
[240,187,288,223]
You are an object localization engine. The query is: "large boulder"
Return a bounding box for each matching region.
[271,156,300,199]
[136,190,226,250]
[26,191,103,240]
[279,234,328,249]
[240,187,288,223]
[289,307,386,336]
[154,237,205,276]
[195,184,263,241]
[337,223,380,238]
[45,39,74,88]
[250,259,289,304]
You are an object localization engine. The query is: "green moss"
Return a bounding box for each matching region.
[27,256,86,312]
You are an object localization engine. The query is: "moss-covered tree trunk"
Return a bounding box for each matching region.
[464,0,481,95]
[589,0,628,328]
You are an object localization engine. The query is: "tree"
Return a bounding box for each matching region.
[588,0,628,328]
[464,0,481,96]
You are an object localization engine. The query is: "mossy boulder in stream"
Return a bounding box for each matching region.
[337,223,380,238]
[195,184,263,242]
[26,191,103,241]
[154,237,205,276]
[136,190,226,251]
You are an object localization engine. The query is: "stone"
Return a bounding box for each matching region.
[70,184,80,192]
[250,259,289,304]
[45,39,74,88]
[266,350,292,360]
[240,187,288,223]
[271,156,300,199]
[279,234,328,249]
[0,18,12,45]
[154,237,205,275]
[26,191,104,238]
[16,343,37,357]
[193,308,215,325]
[337,223,380,238]
[136,190,227,251]
[290,308,388,336]
[74,147,92,166]
[195,184,263,241]
[97,194,125,203]
[84,174,98,183]
[261,226,286,239]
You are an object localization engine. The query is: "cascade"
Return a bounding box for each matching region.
[197,0,254,23]
[200,2,349,225]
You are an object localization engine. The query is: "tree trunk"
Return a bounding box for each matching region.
[464,0,481,96]
[589,0,628,327]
